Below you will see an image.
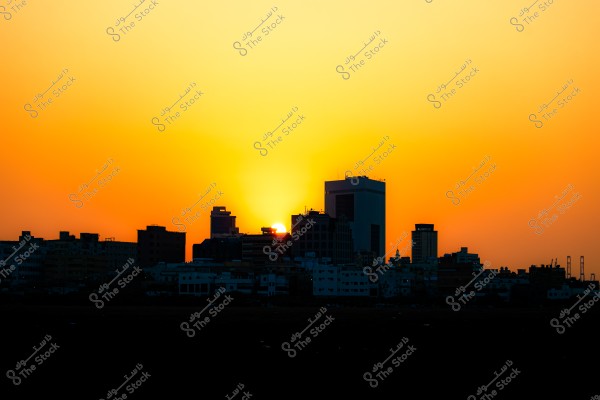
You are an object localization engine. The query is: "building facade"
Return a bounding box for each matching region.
[137,225,186,268]
[412,224,438,264]
[324,176,385,257]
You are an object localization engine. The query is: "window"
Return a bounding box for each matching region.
[371,224,380,254]
[336,194,354,222]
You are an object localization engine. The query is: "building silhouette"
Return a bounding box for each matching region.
[437,247,482,295]
[2,177,598,305]
[444,246,479,265]
[137,225,185,268]
[210,206,239,238]
[193,236,242,262]
[43,232,121,290]
[103,236,138,270]
[0,231,46,287]
[324,176,385,257]
[241,227,290,264]
[0,231,137,292]
[412,224,438,264]
[290,210,353,264]
[0,224,598,304]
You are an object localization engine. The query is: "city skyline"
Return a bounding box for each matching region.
[1,2,599,398]
[2,3,598,280]
[0,200,590,274]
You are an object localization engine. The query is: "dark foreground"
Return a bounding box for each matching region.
[0,303,598,399]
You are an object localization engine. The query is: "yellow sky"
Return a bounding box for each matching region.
[1,0,598,273]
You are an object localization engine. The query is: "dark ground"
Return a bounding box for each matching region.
[0,302,598,399]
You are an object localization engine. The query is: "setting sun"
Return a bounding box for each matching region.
[271,223,287,233]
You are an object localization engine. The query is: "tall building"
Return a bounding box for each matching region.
[324,176,385,257]
[412,224,438,264]
[137,225,186,268]
[210,206,239,238]
[290,210,353,264]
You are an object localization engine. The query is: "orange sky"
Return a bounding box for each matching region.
[1,0,598,274]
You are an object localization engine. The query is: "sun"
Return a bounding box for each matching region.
[271,223,287,233]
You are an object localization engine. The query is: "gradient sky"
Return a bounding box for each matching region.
[1,0,598,274]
